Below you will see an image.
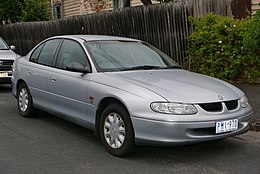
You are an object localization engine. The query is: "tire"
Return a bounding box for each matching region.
[99,103,137,157]
[17,83,37,117]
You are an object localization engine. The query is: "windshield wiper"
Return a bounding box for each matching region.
[121,65,162,71]
[121,65,182,71]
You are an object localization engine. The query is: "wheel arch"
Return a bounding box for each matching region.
[95,97,130,137]
[15,79,27,97]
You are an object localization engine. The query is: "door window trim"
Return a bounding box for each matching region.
[53,38,92,72]
[29,38,62,67]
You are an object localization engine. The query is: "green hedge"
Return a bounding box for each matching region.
[188,12,260,82]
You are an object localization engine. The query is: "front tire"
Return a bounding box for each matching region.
[100,103,136,157]
[17,83,37,117]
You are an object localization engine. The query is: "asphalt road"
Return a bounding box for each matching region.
[0,84,260,174]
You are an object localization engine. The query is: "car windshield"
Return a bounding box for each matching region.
[0,38,9,50]
[84,41,181,72]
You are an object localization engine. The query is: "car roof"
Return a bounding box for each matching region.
[50,35,140,42]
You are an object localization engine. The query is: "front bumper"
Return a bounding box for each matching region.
[132,112,251,146]
[0,71,12,84]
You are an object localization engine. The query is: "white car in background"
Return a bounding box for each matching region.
[0,37,20,84]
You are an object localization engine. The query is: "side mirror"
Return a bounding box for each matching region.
[10,45,16,51]
[66,62,90,73]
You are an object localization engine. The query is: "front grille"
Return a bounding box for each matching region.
[199,102,222,112]
[0,60,14,71]
[225,100,238,110]
[199,99,239,112]
[0,60,14,65]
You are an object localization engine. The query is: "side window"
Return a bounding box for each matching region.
[37,39,61,66]
[30,44,44,62]
[55,39,88,70]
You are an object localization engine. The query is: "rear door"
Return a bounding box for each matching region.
[26,39,61,109]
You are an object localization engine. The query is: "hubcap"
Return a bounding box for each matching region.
[19,88,29,112]
[104,112,125,149]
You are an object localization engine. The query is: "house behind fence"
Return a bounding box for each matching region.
[49,0,160,19]
[0,0,229,67]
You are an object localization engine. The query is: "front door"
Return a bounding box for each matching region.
[47,39,91,121]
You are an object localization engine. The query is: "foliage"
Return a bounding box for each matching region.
[0,0,49,23]
[242,10,260,81]
[188,13,260,82]
[22,0,50,22]
[243,11,260,56]
[0,0,23,23]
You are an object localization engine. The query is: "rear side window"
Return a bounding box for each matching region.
[37,39,61,66]
[30,44,44,63]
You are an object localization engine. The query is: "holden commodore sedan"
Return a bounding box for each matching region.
[0,37,20,83]
[11,35,252,156]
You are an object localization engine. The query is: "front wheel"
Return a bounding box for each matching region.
[17,83,37,117]
[100,103,136,157]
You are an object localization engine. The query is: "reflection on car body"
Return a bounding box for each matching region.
[11,35,252,156]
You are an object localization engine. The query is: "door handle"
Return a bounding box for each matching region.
[28,71,32,75]
[50,77,56,82]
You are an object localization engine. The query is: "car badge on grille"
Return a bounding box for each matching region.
[0,61,3,65]
[218,95,224,100]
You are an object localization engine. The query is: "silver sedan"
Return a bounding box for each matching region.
[11,35,252,156]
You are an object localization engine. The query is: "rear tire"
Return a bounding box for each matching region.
[17,83,37,117]
[99,103,136,157]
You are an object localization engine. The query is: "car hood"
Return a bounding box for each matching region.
[107,70,244,103]
[0,50,17,59]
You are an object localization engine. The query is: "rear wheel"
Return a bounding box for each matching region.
[17,83,37,117]
[100,103,136,157]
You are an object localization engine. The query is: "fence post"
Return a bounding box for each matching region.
[226,0,232,17]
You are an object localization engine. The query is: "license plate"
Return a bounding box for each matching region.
[0,72,8,77]
[216,119,238,134]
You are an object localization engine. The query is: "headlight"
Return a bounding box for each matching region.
[151,102,197,115]
[240,96,249,108]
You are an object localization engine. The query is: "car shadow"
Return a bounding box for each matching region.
[34,111,102,146]
[29,110,244,163]
[127,138,242,163]
[0,84,11,93]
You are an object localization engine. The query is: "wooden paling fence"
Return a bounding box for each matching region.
[0,0,228,67]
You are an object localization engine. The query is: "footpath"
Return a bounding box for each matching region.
[235,83,260,131]
[235,83,260,145]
